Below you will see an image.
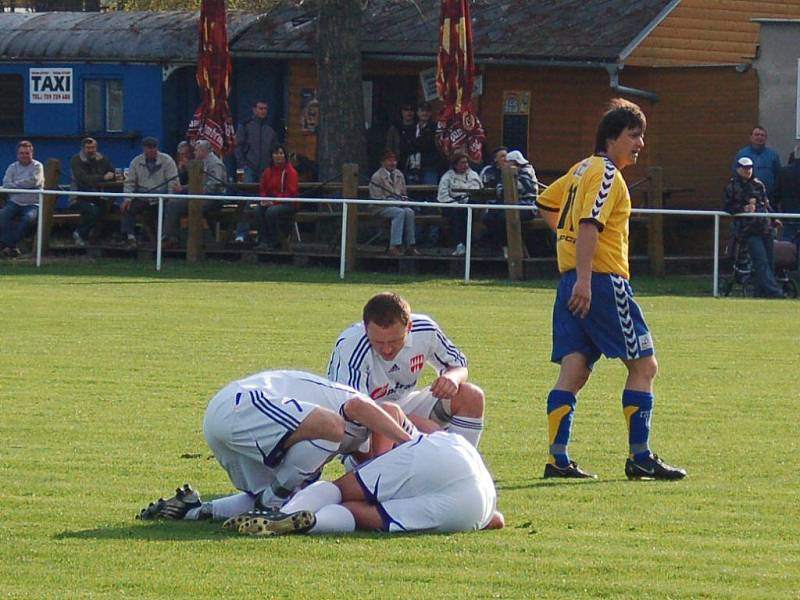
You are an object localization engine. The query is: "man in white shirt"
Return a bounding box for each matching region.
[230,431,505,536]
[437,152,482,256]
[1,140,44,257]
[327,292,485,447]
[137,369,412,522]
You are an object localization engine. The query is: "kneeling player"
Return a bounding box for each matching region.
[228,431,505,536]
[137,369,412,522]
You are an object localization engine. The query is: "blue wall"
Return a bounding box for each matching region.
[0,62,163,193]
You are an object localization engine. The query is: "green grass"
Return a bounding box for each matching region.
[1,260,798,599]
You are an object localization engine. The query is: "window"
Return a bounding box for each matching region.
[0,74,24,135]
[83,78,123,133]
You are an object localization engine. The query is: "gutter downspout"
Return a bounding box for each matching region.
[607,64,659,102]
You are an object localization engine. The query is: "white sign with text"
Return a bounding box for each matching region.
[29,68,73,104]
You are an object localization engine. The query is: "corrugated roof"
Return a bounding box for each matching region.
[0,10,258,62]
[235,0,677,64]
[0,2,675,65]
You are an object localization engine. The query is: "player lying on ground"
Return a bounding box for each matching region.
[535,98,686,481]
[225,431,505,536]
[137,369,413,521]
[328,292,485,447]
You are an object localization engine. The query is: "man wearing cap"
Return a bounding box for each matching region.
[482,150,539,256]
[734,126,781,199]
[121,137,180,247]
[724,156,784,298]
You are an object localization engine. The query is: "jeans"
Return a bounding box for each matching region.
[121,199,158,238]
[75,198,107,240]
[0,201,38,248]
[256,203,296,245]
[375,205,416,247]
[745,234,784,297]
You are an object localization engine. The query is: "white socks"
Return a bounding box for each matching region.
[448,416,484,447]
[273,439,339,493]
[184,492,256,521]
[309,504,356,534]
[282,480,342,514]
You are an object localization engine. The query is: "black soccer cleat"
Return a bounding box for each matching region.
[543,460,597,479]
[625,454,686,480]
[235,510,317,537]
[136,483,202,520]
[222,509,284,531]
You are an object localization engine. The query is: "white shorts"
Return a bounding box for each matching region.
[397,387,451,425]
[354,431,496,532]
[203,382,317,494]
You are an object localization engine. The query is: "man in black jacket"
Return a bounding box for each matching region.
[234,100,277,183]
[70,137,115,245]
[724,157,784,298]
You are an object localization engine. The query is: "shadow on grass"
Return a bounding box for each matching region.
[496,477,627,491]
[0,258,715,295]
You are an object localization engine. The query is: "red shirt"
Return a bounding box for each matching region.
[258,162,299,208]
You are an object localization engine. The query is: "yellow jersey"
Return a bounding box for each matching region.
[537,155,631,279]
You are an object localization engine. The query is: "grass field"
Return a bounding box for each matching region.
[1,260,798,599]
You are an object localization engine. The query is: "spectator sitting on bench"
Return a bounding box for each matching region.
[437,152,482,257]
[121,137,180,248]
[368,150,419,257]
[482,150,539,257]
[1,140,44,258]
[254,145,299,252]
[163,140,227,249]
[70,137,116,247]
[175,141,193,189]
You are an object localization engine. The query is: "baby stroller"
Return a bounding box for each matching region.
[721,234,799,298]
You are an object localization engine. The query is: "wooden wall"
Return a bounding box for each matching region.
[628,0,800,67]
[285,59,757,209]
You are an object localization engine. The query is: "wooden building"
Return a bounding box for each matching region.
[236,0,800,213]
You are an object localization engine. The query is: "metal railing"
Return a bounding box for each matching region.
[1,186,797,296]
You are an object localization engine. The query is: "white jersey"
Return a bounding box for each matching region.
[354,431,497,532]
[327,313,467,404]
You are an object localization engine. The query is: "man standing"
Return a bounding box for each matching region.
[1,140,44,257]
[163,140,226,247]
[121,137,180,248]
[385,102,418,176]
[724,156,784,298]
[734,126,781,200]
[234,99,277,183]
[535,99,686,480]
[70,137,115,246]
[137,369,412,522]
[327,292,485,447]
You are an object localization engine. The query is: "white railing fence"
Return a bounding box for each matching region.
[1,186,797,296]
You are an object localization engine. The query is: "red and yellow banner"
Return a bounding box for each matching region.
[187,0,236,155]
[435,0,484,163]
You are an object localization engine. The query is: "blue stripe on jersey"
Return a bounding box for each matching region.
[327,337,348,381]
[250,390,301,431]
[435,331,467,366]
[296,375,358,396]
[347,334,371,390]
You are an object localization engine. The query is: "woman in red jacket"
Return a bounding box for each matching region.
[254,145,299,251]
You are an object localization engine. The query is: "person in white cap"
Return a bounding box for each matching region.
[724,156,784,298]
[482,149,539,257]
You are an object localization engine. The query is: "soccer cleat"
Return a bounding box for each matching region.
[625,454,686,480]
[235,510,316,537]
[222,509,284,531]
[136,483,202,520]
[543,460,597,479]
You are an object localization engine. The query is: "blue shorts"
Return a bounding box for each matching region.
[551,271,654,368]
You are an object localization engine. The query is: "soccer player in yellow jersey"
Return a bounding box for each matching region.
[536,99,686,480]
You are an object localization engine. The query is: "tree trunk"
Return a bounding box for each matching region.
[315,0,367,182]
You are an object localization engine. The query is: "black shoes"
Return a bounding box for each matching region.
[543,460,597,479]
[625,454,687,480]
[136,483,202,520]
[224,510,317,536]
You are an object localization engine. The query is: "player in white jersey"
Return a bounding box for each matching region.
[327,292,485,447]
[137,369,412,522]
[228,431,505,536]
